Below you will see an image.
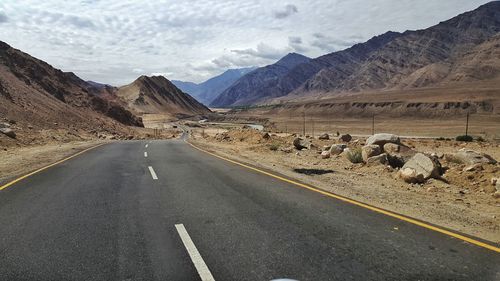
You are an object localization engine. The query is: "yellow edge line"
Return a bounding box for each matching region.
[0,143,105,191]
[186,141,500,253]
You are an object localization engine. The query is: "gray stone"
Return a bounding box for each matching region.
[321,151,331,159]
[338,134,352,142]
[330,144,347,155]
[366,153,389,166]
[463,163,483,172]
[383,143,416,167]
[318,133,329,140]
[399,168,425,184]
[400,153,441,183]
[362,145,381,162]
[293,137,310,150]
[0,127,16,138]
[447,149,497,165]
[366,133,400,146]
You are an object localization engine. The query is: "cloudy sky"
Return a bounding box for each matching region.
[0,0,492,85]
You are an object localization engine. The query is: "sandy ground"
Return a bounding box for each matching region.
[227,115,500,139]
[189,126,500,244]
[0,141,103,185]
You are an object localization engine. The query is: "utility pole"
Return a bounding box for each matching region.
[371,115,375,135]
[302,111,306,136]
[465,111,469,136]
[312,117,315,138]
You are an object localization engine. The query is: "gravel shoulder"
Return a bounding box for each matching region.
[0,141,104,185]
[189,128,500,244]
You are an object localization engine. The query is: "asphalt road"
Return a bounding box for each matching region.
[0,139,498,281]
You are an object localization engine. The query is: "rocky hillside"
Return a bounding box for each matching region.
[209,53,310,107]
[266,31,402,103]
[0,41,145,146]
[172,67,255,105]
[287,1,500,99]
[115,75,210,117]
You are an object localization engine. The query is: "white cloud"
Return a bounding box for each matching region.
[0,0,492,84]
[274,4,298,19]
[0,11,8,23]
[231,43,291,60]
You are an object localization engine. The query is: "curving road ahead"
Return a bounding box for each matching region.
[0,139,498,280]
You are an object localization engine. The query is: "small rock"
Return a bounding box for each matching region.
[318,133,329,140]
[492,192,500,199]
[366,153,389,166]
[281,146,293,153]
[322,145,331,151]
[362,145,381,162]
[330,144,347,155]
[427,186,438,192]
[261,132,271,139]
[321,151,331,159]
[338,134,352,142]
[491,178,499,186]
[463,163,483,172]
[0,122,11,129]
[0,128,16,139]
[293,137,310,150]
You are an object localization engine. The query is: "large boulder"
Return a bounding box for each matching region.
[366,133,400,147]
[366,153,389,166]
[445,149,497,165]
[400,153,441,183]
[338,134,352,142]
[399,168,425,184]
[293,137,310,150]
[383,143,416,167]
[362,145,381,162]
[318,133,329,140]
[330,144,347,155]
[0,127,16,138]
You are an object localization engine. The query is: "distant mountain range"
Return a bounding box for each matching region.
[210,53,310,107]
[209,1,500,107]
[172,67,255,106]
[0,40,211,143]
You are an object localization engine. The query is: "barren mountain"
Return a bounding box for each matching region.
[286,1,500,99]
[115,75,210,117]
[172,67,255,105]
[210,53,310,107]
[0,41,145,146]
